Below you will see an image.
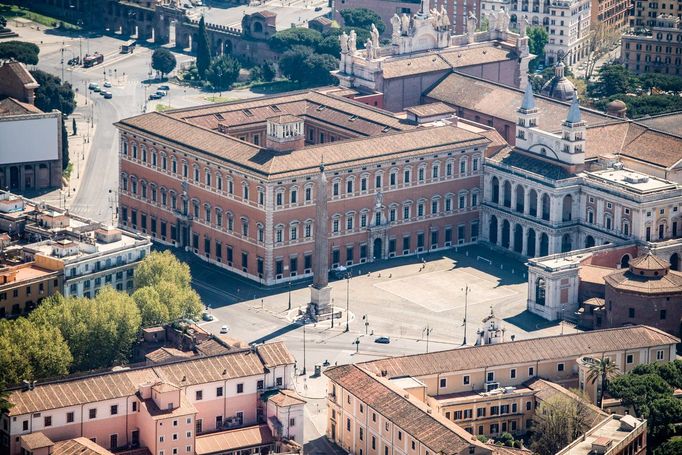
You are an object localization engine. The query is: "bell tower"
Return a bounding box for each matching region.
[516,83,539,149]
[560,97,586,166]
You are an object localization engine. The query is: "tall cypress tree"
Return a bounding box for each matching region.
[196,16,211,79]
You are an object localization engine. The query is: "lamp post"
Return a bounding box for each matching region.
[423,325,433,353]
[287,280,292,310]
[345,273,350,332]
[462,284,470,345]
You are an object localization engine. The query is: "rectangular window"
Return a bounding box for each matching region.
[626,354,634,364]
[44,416,52,427]
[463,375,470,385]
[89,409,97,419]
[439,378,447,388]
[195,391,203,401]
[557,363,565,372]
[110,405,118,415]
[529,367,534,376]
[237,383,244,394]
[510,368,516,379]
[67,412,74,423]
[216,387,223,397]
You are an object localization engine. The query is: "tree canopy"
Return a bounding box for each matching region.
[0,318,72,385]
[608,373,672,416]
[29,289,141,372]
[527,27,548,66]
[278,45,338,87]
[529,394,594,455]
[268,27,322,53]
[133,250,202,323]
[151,48,177,78]
[340,8,385,35]
[196,16,211,79]
[206,54,241,91]
[30,69,76,116]
[0,41,40,65]
[654,437,682,455]
[589,63,637,98]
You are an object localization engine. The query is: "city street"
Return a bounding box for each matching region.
[195,0,329,29]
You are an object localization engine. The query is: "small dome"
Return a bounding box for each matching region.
[541,76,576,102]
[606,99,627,118]
[629,253,670,277]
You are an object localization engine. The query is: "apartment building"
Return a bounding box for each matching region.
[622,14,682,75]
[1,342,302,455]
[324,325,674,449]
[507,0,592,64]
[0,261,62,317]
[116,90,496,285]
[630,0,682,28]
[23,225,151,298]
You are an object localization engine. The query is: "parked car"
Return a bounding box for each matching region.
[158,84,170,91]
[155,90,167,97]
[149,93,162,100]
[202,312,215,322]
[88,82,99,91]
[103,81,112,88]
[103,91,112,99]
[374,336,390,344]
[93,86,101,93]
[220,325,229,334]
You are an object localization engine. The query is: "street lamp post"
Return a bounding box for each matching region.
[462,284,470,345]
[423,325,433,353]
[363,314,369,334]
[345,273,350,332]
[287,280,292,310]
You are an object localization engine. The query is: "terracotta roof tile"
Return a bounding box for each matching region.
[20,432,54,450]
[604,268,682,294]
[0,62,38,87]
[637,112,682,137]
[0,97,42,115]
[526,378,607,427]
[267,389,306,407]
[358,326,678,378]
[8,345,294,416]
[53,438,113,455]
[195,425,273,455]
[325,365,485,455]
[405,102,456,118]
[256,341,295,368]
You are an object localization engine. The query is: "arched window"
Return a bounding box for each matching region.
[161,153,167,171]
[242,183,250,201]
[205,168,211,187]
[290,186,298,204]
[151,150,157,167]
[275,224,284,243]
[215,208,223,228]
[216,173,223,191]
[132,143,138,159]
[536,278,546,305]
[193,165,200,182]
[141,146,147,163]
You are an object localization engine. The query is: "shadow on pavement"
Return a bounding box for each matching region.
[504,310,561,332]
[304,436,347,455]
[250,321,301,345]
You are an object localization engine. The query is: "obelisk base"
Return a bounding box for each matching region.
[308,285,333,321]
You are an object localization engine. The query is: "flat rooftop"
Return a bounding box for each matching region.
[585,168,677,194]
[559,416,644,455]
[434,386,534,406]
[388,376,426,390]
[1,263,55,282]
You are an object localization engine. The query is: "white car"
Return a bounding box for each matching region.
[219,325,229,334]
[103,81,112,88]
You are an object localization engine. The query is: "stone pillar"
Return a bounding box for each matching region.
[19,166,26,192]
[524,188,531,215]
[482,211,490,241]
[535,233,541,258]
[497,217,503,246]
[522,226,528,256]
[510,222,516,252]
[309,163,332,319]
[510,183,517,212]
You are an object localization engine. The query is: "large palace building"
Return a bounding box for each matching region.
[116,91,502,285]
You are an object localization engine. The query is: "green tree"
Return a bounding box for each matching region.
[196,16,212,79]
[589,64,636,98]
[0,318,72,385]
[206,54,241,91]
[302,53,338,86]
[268,27,322,53]
[317,33,341,57]
[151,48,177,79]
[279,46,338,87]
[135,250,193,289]
[647,397,682,443]
[0,41,40,65]
[0,385,11,414]
[30,290,141,371]
[608,373,672,416]
[132,286,168,327]
[655,437,682,455]
[340,8,385,34]
[261,61,276,82]
[530,394,594,455]
[527,27,548,64]
[278,45,314,84]
[586,357,619,409]
[0,16,7,30]
[134,251,202,322]
[30,70,76,115]
[640,73,682,92]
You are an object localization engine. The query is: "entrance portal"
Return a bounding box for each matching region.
[373,237,383,260]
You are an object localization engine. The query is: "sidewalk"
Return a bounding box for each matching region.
[38,93,96,210]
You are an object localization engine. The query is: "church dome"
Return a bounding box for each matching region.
[606,99,627,118]
[541,74,576,102]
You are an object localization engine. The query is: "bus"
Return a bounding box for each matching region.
[83,53,104,68]
[120,40,136,54]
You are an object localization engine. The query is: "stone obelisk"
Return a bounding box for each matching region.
[309,160,332,319]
